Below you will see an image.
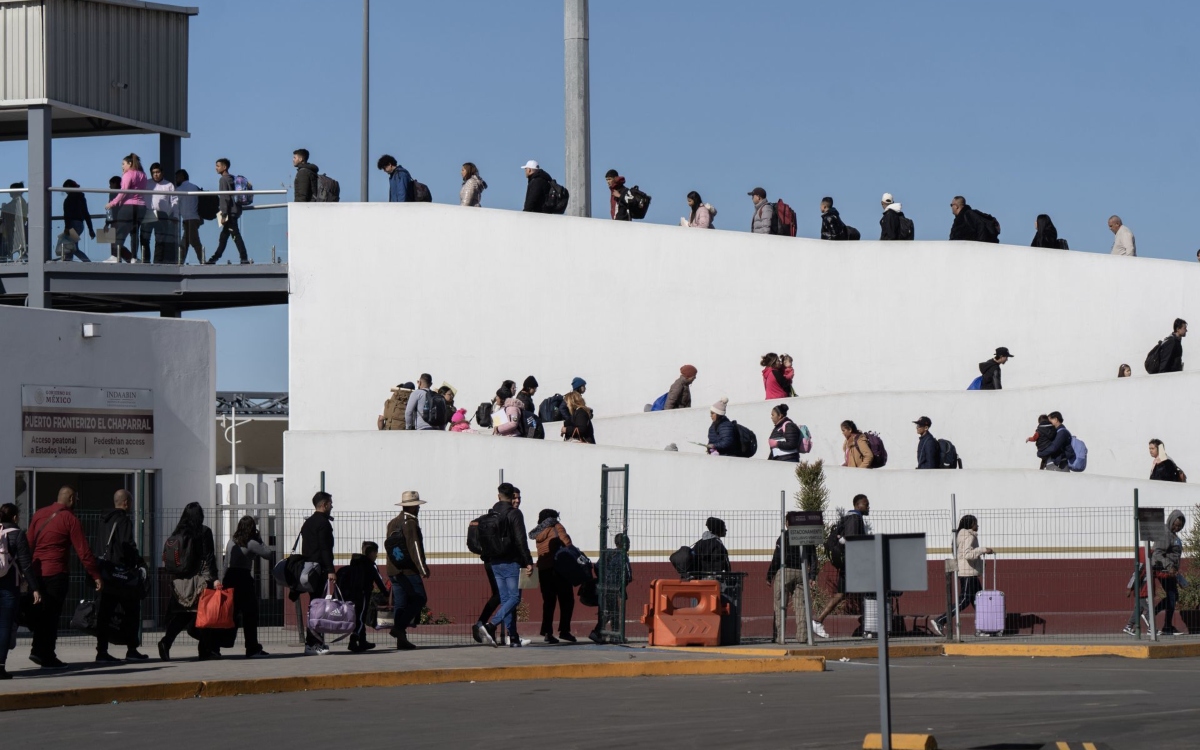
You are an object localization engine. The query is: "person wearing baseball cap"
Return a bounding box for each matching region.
[386,490,430,651]
[913,416,941,469]
[665,365,698,410]
[880,193,913,241]
[522,160,553,213]
[748,187,774,234]
[979,347,1014,391]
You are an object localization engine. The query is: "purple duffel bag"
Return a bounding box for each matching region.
[308,584,358,635]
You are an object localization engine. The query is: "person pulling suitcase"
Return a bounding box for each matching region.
[930,515,993,636]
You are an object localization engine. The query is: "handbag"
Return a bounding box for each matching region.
[172,573,207,609]
[307,583,358,635]
[95,226,117,244]
[69,599,97,632]
[519,567,541,590]
[196,585,236,629]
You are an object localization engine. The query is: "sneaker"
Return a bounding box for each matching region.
[102,256,120,263]
[928,619,944,637]
[588,629,603,644]
[475,622,497,647]
[862,632,877,640]
[157,640,170,661]
[198,650,223,661]
[95,652,120,663]
[129,257,140,264]
[503,635,531,647]
[1123,626,1138,637]
[1158,627,1179,637]
[245,647,269,658]
[304,644,331,656]
[124,650,149,661]
[811,620,830,639]
[543,634,560,644]
[472,621,485,644]
[558,632,577,643]
[360,641,376,651]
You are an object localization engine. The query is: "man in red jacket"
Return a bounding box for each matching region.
[28,486,102,668]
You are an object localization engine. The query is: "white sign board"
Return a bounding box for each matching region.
[21,385,154,459]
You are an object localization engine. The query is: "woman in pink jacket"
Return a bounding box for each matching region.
[761,353,795,399]
[105,153,148,262]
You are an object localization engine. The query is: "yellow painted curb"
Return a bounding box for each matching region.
[863,732,938,749]
[944,641,1200,660]
[792,644,944,660]
[0,657,824,712]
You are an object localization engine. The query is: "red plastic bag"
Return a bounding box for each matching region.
[196,585,235,629]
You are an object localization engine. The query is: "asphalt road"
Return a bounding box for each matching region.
[1,656,1195,749]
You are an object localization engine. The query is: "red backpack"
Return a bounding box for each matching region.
[772,199,797,237]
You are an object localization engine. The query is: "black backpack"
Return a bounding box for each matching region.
[626,186,652,220]
[669,546,693,576]
[384,525,407,566]
[938,439,961,469]
[845,226,861,241]
[466,514,487,555]
[161,532,200,576]
[732,421,758,458]
[823,518,846,569]
[523,411,545,440]
[1057,238,1069,250]
[898,215,915,240]
[974,210,1001,243]
[316,174,341,202]
[406,176,432,202]
[475,402,494,429]
[544,179,570,214]
[475,510,511,559]
[421,390,449,428]
[196,192,219,221]
[538,394,565,423]
[1145,339,1167,374]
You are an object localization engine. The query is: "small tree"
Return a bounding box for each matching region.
[794,460,832,616]
[1178,503,1200,611]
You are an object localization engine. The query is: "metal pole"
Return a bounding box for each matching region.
[563,0,591,217]
[801,555,814,647]
[360,0,370,202]
[27,106,51,308]
[875,534,893,750]
[951,493,960,642]
[1134,489,1142,640]
[320,470,325,493]
[778,490,786,645]
[1145,538,1157,642]
[231,404,238,504]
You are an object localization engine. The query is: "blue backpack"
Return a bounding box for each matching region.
[650,393,668,411]
[1068,437,1088,472]
[967,376,982,390]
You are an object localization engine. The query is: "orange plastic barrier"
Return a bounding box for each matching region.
[639,579,726,647]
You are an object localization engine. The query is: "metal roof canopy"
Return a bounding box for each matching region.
[0,0,196,140]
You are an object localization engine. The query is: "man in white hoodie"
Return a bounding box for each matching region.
[879,193,913,240]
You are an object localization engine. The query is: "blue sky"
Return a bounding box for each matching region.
[5,0,1197,391]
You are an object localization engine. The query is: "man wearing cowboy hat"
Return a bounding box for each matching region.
[386,490,430,651]
[978,347,1014,391]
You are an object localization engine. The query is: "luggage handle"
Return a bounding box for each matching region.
[985,550,997,590]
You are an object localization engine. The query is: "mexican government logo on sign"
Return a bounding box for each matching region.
[21,385,154,459]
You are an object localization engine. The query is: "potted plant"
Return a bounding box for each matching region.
[1177,503,1200,633]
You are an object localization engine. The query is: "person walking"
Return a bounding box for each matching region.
[879,193,911,240]
[949,196,1000,242]
[104,153,148,263]
[1031,214,1064,249]
[405,373,440,431]
[605,169,632,221]
[1149,439,1185,482]
[1151,319,1187,374]
[335,541,387,652]
[530,509,576,643]
[378,154,413,202]
[222,515,271,658]
[0,503,40,680]
[1108,215,1136,256]
[686,191,714,228]
[206,158,250,264]
[767,404,802,462]
[563,391,595,444]
[386,491,430,651]
[143,162,178,263]
[174,169,205,264]
[1152,511,1187,636]
[522,160,553,213]
[665,365,698,410]
[94,489,148,662]
[706,398,738,456]
[157,503,219,661]
[459,162,487,207]
[812,495,870,638]
[517,376,538,414]
[914,416,942,470]
[748,187,774,234]
[474,484,534,647]
[691,517,731,574]
[767,524,806,642]
[60,180,95,261]
[293,148,319,203]
[841,421,874,469]
[929,515,993,636]
[820,197,849,241]
[1037,411,1074,471]
[28,486,102,668]
[762,352,795,399]
[300,491,338,655]
[979,347,1013,390]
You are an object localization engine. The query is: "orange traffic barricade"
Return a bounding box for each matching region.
[640,578,726,646]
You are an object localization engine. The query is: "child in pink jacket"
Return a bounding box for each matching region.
[450,408,472,433]
[761,353,795,399]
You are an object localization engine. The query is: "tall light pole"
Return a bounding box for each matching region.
[361,0,370,201]
[564,0,591,217]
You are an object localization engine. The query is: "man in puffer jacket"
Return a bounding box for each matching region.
[522,161,553,213]
[748,187,774,234]
[820,197,849,240]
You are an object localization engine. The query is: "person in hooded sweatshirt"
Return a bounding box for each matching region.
[879,193,911,240]
[1151,510,1187,636]
[1149,439,1185,482]
[460,162,487,207]
[820,197,849,241]
[605,169,631,221]
[1030,214,1065,249]
[691,517,732,574]
[94,489,149,662]
[293,149,319,203]
[978,347,1013,390]
[522,160,553,213]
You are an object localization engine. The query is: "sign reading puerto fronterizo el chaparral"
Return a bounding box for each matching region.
[21,385,154,459]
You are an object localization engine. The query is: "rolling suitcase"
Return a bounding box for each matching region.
[974,553,1005,635]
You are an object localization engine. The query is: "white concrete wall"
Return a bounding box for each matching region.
[587,371,1200,480]
[284,430,1196,558]
[1,307,215,530]
[288,204,1198,432]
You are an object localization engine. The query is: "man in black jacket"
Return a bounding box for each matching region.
[206,158,250,264]
[94,489,148,662]
[767,526,807,642]
[475,484,534,647]
[605,169,631,221]
[879,193,910,240]
[949,195,1000,243]
[812,494,869,639]
[1154,319,1187,373]
[522,161,552,213]
[301,491,337,654]
[979,347,1013,390]
[914,417,941,469]
[293,148,319,203]
[819,197,848,240]
[691,517,731,574]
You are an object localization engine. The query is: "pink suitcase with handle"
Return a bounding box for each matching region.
[974,553,1005,635]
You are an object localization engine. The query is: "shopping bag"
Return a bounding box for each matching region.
[196,586,236,629]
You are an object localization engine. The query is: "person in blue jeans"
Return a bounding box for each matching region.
[386,491,430,651]
[473,483,534,647]
[0,503,42,679]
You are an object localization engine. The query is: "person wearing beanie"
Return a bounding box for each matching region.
[517,376,539,414]
[767,403,802,462]
[571,377,587,394]
[665,365,698,410]
[706,398,738,456]
[559,378,588,422]
[691,516,731,574]
[450,408,472,433]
